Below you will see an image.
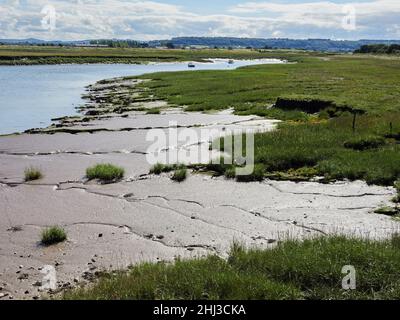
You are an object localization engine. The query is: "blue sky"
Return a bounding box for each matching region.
[0,0,399,40]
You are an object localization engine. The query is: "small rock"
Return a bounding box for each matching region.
[33,281,42,287]
[91,258,96,263]
[19,265,23,269]
[0,293,7,299]
[98,233,103,238]
[32,296,39,300]
[156,235,164,240]
[17,273,29,280]
[187,248,195,252]
[24,290,29,295]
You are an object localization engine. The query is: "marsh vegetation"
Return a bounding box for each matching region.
[64,236,400,300]
[86,164,125,183]
[41,226,67,246]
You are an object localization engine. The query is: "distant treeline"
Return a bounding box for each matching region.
[354,44,400,54]
[89,40,148,48]
[149,37,400,52]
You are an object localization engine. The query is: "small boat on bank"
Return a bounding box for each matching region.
[188,62,196,68]
[228,59,234,64]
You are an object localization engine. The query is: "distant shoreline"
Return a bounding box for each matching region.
[0,46,308,66]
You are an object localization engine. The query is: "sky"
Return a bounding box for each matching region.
[0,0,400,40]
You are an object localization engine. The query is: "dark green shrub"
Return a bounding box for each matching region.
[86,163,125,182]
[24,167,43,182]
[171,168,187,182]
[41,226,67,246]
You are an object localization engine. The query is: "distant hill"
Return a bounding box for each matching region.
[0,38,91,46]
[149,37,400,52]
[2,37,400,52]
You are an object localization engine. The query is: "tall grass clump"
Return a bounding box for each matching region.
[64,236,400,300]
[171,168,188,182]
[150,163,178,175]
[41,226,67,246]
[86,163,125,183]
[24,167,43,182]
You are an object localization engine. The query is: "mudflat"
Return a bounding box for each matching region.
[0,77,398,300]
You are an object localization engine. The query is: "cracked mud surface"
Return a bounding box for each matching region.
[0,77,398,300]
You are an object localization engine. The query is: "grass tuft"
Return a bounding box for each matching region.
[41,226,67,246]
[86,163,125,183]
[24,167,43,182]
[171,168,188,182]
[150,163,178,175]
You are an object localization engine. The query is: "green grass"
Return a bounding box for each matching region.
[138,54,400,115]
[212,113,399,186]
[171,168,188,182]
[132,53,400,188]
[63,236,400,300]
[86,163,125,183]
[24,167,43,182]
[149,163,180,175]
[41,226,67,246]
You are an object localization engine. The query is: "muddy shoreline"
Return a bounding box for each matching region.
[0,76,399,300]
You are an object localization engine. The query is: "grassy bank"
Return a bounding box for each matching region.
[138,54,400,114]
[134,54,400,186]
[0,46,308,65]
[64,236,400,300]
[214,113,400,186]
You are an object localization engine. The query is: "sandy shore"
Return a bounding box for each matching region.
[0,78,398,300]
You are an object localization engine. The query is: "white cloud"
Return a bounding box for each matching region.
[0,0,399,40]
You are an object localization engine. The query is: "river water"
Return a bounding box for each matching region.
[0,59,284,134]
